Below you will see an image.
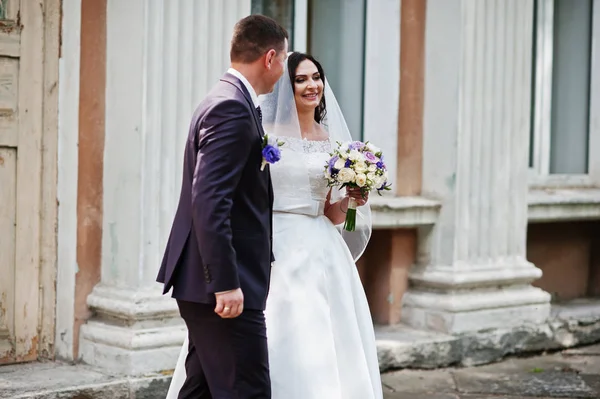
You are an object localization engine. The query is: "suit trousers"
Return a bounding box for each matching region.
[176,300,271,399]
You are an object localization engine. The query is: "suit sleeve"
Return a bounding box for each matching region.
[191,99,254,293]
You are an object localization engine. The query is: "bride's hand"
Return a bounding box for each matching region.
[346,187,368,206]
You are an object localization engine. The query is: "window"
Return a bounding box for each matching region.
[0,1,7,19]
[251,0,367,140]
[308,0,367,140]
[530,0,599,181]
[251,0,296,48]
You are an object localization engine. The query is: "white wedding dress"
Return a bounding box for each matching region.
[264,137,382,398]
[167,136,383,398]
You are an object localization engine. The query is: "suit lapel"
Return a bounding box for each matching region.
[221,73,265,139]
[221,74,272,210]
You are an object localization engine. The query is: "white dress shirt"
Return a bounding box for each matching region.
[227,67,260,108]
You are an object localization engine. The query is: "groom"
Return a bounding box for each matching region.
[157,15,288,398]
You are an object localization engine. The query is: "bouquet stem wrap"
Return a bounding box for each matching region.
[344,197,358,232]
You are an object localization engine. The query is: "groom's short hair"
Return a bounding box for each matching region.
[230,15,288,64]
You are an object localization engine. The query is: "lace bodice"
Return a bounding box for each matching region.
[270,137,332,216]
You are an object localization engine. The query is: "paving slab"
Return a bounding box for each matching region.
[461,353,568,372]
[383,393,459,399]
[0,362,115,398]
[557,353,600,374]
[382,344,600,399]
[382,369,456,393]
[0,361,169,399]
[459,396,571,399]
[453,370,597,398]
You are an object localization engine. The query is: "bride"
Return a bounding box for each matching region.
[167,52,383,399]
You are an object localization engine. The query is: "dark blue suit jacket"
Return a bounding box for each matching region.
[157,73,274,310]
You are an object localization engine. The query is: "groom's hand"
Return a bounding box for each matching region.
[214,288,244,318]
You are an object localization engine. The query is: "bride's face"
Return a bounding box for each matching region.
[293,60,324,113]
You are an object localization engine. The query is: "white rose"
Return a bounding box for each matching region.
[337,168,356,183]
[377,174,390,188]
[339,141,352,152]
[366,142,381,154]
[354,161,367,173]
[334,158,346,170]
[355,173,367,187]
[348,150,363,161]
[367,172,376,182]
[368,164,377,172]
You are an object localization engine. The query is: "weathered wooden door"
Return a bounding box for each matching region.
[0,0,49,364]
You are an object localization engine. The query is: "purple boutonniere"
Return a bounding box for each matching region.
[261,134,284,171]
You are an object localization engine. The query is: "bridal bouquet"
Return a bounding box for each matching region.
[324,141,391,231]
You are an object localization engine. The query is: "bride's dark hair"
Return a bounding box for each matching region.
[287,52,327,124]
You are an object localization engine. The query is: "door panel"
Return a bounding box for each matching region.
[0,0,46,364]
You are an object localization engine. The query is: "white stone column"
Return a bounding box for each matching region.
[402,0,551,334]
[79,0,251,375]
[55,0,81,361]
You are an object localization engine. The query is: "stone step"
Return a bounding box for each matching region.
[0,362,170,399]
[2,300,600,399]
[377,299,600,371]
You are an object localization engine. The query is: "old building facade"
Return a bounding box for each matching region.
[0,0,599,381]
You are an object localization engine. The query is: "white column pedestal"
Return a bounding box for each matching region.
[403,260,550,333]
[403,0,551,334]
[79,0,250,374]
[80,285,185,375]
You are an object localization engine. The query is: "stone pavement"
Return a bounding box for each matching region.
[382,344,600,399]
[1,344,599,398]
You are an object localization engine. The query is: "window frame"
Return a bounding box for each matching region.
[529,0,600,187]
[293,0,308,52]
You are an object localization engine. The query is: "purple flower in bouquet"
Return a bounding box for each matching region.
[364,151,378,163]
[377,181,391,191]
[348,141,365,150]
[328,155,339,174]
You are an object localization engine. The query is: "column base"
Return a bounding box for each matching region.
[402,286,551,334]
[403,261,552,334]
[79,284,186,375]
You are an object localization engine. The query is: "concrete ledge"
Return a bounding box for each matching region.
[370,196,441,228]
[528,188,600,223]
[376,298,600,372]
[369,189,600,229]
